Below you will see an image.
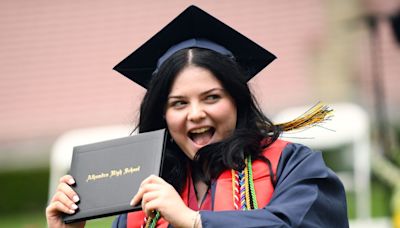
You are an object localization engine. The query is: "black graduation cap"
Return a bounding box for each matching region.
[113,5,276,89]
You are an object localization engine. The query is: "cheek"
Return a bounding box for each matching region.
[210,101,237,129]
[224,110,237,131]
[165,110,185,135]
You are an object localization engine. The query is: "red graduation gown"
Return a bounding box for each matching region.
[125,140,287,228]
[112,140,349,227]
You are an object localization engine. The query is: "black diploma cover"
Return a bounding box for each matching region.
[63,129,167,223]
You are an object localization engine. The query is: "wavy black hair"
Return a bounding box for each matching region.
[136,48,281,193]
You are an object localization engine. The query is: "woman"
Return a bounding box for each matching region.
[46,5,349,228]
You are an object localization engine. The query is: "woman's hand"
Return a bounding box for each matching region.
[130,175,198,228]
[46,175,85,228]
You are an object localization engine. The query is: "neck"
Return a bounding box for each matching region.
[191,168,209,206]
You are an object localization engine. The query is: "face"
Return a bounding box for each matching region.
[165,66,237,160]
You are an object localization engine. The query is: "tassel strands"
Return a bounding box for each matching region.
[276,102,333,132]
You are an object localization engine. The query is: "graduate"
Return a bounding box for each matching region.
[46,5,349,228]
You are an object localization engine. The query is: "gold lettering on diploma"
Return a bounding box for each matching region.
[86,165,141,182]
[86,172,109,182]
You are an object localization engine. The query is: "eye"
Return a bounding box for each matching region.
[168,100,187,109]
[204,94,221,103]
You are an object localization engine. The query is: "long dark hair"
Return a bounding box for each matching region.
[137,48,281,192]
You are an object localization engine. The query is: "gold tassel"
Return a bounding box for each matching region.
[276,102,333,132]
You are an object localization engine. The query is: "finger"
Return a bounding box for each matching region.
[47,200,76,215]
[55,182,80,203]
[142,175,170,189]
[142,191,159,205]
[130,186,145,206]
[141,191,159,216]
[131,182,160,206]
[59,175,76,185]
[142,198,160,217]
[55,192,78,210]
[139,175,160,187]
[153,175,168,185]
[131,175,156,205]
[52,191,79,211]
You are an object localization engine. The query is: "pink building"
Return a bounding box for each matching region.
[0,0,399,169]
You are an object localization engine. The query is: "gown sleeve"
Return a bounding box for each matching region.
[111,213,127,228]
[200,142,349,228]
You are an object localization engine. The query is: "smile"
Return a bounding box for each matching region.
[188,127,215,146]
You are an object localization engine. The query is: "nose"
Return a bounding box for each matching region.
[187,103,206,122]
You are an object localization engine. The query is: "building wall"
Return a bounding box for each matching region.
[0,0,399,168]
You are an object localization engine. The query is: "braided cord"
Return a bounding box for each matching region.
[238,169,246,210]
[232,169,239,210]
[244,160,251,210]
[145,211,160,228]
[247,155,258,209]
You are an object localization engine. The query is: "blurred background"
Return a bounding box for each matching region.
[0,0,399,227]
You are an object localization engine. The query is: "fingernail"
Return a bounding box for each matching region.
[130,199,135,206]
[71,204,78,210]
[68,178,75,185]
[69,209,75,214]
[73,195,80,202]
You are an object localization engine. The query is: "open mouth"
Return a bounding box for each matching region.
[188,127,215,146]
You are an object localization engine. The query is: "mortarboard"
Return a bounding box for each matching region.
[113,5,276,89]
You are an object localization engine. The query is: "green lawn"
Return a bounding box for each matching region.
[0,168,116,227]
[0,212,115,228]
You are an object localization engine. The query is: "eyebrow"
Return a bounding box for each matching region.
[168,88,225,99]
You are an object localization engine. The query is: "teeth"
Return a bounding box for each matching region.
[190,127,210,134]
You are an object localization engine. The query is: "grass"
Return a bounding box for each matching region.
[321,146,393,218]
[0,168,49,215]
[0,212,115,228]
[0,212,46,228]
[0,168,116,227]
